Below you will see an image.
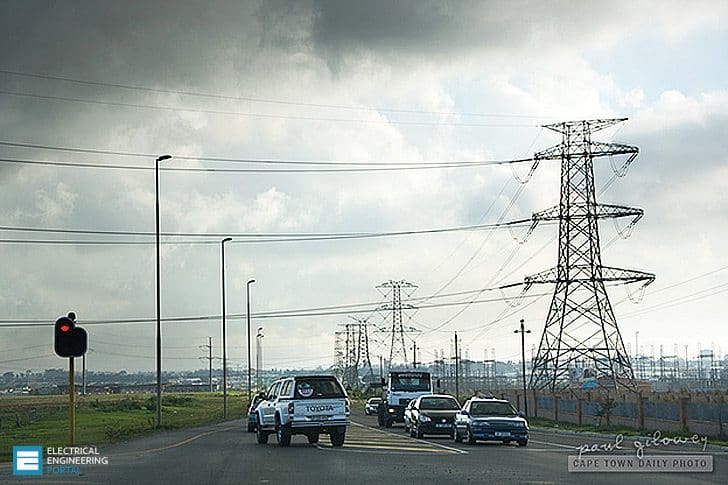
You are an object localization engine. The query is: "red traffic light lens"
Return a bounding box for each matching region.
[60,324,71,332]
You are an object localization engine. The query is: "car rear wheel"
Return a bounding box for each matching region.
[453,425,462,443]
[330,429,346,447]
[464,426,476,445]
[307,433,320,444]
[518,439,528,447]
[384,418,393,428]
[276,423,291,447]
[415,426,424,439]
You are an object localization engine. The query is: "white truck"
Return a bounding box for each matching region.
[377,370,433,428]
[255,375,350,447]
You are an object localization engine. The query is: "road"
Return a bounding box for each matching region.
[3,409,726,484]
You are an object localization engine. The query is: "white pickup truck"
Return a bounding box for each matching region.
[255,375,350,447]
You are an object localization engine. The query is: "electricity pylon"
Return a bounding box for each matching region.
[524,119,654,391]
[376,280,417,366]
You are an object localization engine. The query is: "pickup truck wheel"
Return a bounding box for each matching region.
[256,425,269,444]
[307,433,320,444]
[276,423,292,447]
[453,425,462,443]
[330,429,346,447]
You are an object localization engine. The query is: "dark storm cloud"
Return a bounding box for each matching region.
[306,0,618,69]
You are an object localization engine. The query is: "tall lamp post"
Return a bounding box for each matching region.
[246,279,256,401]
[514,319,531,417]
[155,153,172,429]
[256,327,264,391]
[221,237,232,420]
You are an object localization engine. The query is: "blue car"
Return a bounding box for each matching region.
[247,393,266,432]
[453,398,528,446]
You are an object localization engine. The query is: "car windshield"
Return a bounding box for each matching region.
[390,373,430,391]
[420,397,459,410]
[469,401,519,416]
[294,378,345,399]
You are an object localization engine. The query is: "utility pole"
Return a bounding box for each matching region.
[412,342,418,369]
[514,319,531,416]
[454,332,460,403]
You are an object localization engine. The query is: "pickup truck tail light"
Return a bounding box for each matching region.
[287,402,295,415]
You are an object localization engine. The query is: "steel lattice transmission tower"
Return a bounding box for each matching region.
[377,280,417,366]
[333,319,374,389]
[524,118,655,391]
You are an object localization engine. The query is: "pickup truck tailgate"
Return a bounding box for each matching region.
[292,399,348,423]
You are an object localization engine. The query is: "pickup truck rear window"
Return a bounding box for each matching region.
[294,378,345,399]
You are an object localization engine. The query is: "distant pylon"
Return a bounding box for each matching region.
[524,119,655,391]
[377,280,417,366]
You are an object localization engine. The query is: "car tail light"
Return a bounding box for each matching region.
[287,402,295,414]
[345,398,350,415]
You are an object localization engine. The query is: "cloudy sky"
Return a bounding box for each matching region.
[1,0,726,374]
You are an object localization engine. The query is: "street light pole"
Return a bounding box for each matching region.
[246,279,256,401]
[514,319,531,417]
[256,327,264,391]
[221,237,232,420]
[155,153,171,429]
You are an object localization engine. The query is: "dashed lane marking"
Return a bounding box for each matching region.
[315,420,466,455]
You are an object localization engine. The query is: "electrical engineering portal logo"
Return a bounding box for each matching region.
[13,446,43,476]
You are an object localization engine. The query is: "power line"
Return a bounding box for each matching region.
[0,140,533,166]
[0,285,540,328]
[0,68,554,120]
[0,89,540,128]
[0,156,533,173]
[0,218,545,246]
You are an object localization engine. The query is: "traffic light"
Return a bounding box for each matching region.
[54,315,87,358]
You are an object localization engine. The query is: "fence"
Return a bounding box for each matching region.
[494,389,728,439]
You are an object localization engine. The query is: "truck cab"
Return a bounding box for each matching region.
[377,371,432,427]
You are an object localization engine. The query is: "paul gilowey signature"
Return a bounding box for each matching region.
[576,431,708,459]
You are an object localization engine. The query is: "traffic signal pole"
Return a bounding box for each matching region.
[69,357,75,445]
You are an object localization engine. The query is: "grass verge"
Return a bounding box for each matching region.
[0,392,247,462]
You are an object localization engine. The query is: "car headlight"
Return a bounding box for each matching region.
[418,415,431,423]
[388,408,396,413]
[514,421,526,428]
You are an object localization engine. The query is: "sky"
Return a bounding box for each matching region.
[0,0,726,374]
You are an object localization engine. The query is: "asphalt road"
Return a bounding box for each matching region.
[3,409,726,484]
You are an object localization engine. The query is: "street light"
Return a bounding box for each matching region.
[155,153,171,429]
[221,237,232,420]
[256,327,264,391]
[514,319,531,417]
[246,279,256,401]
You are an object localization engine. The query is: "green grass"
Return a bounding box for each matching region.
[530,416,728,447]
[0,392,248,462]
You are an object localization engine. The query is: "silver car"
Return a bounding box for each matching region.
[364,397,382,415]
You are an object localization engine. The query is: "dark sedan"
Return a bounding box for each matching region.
[408,394,460,438]
[453,398,528,446]
[246,393,266,432]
